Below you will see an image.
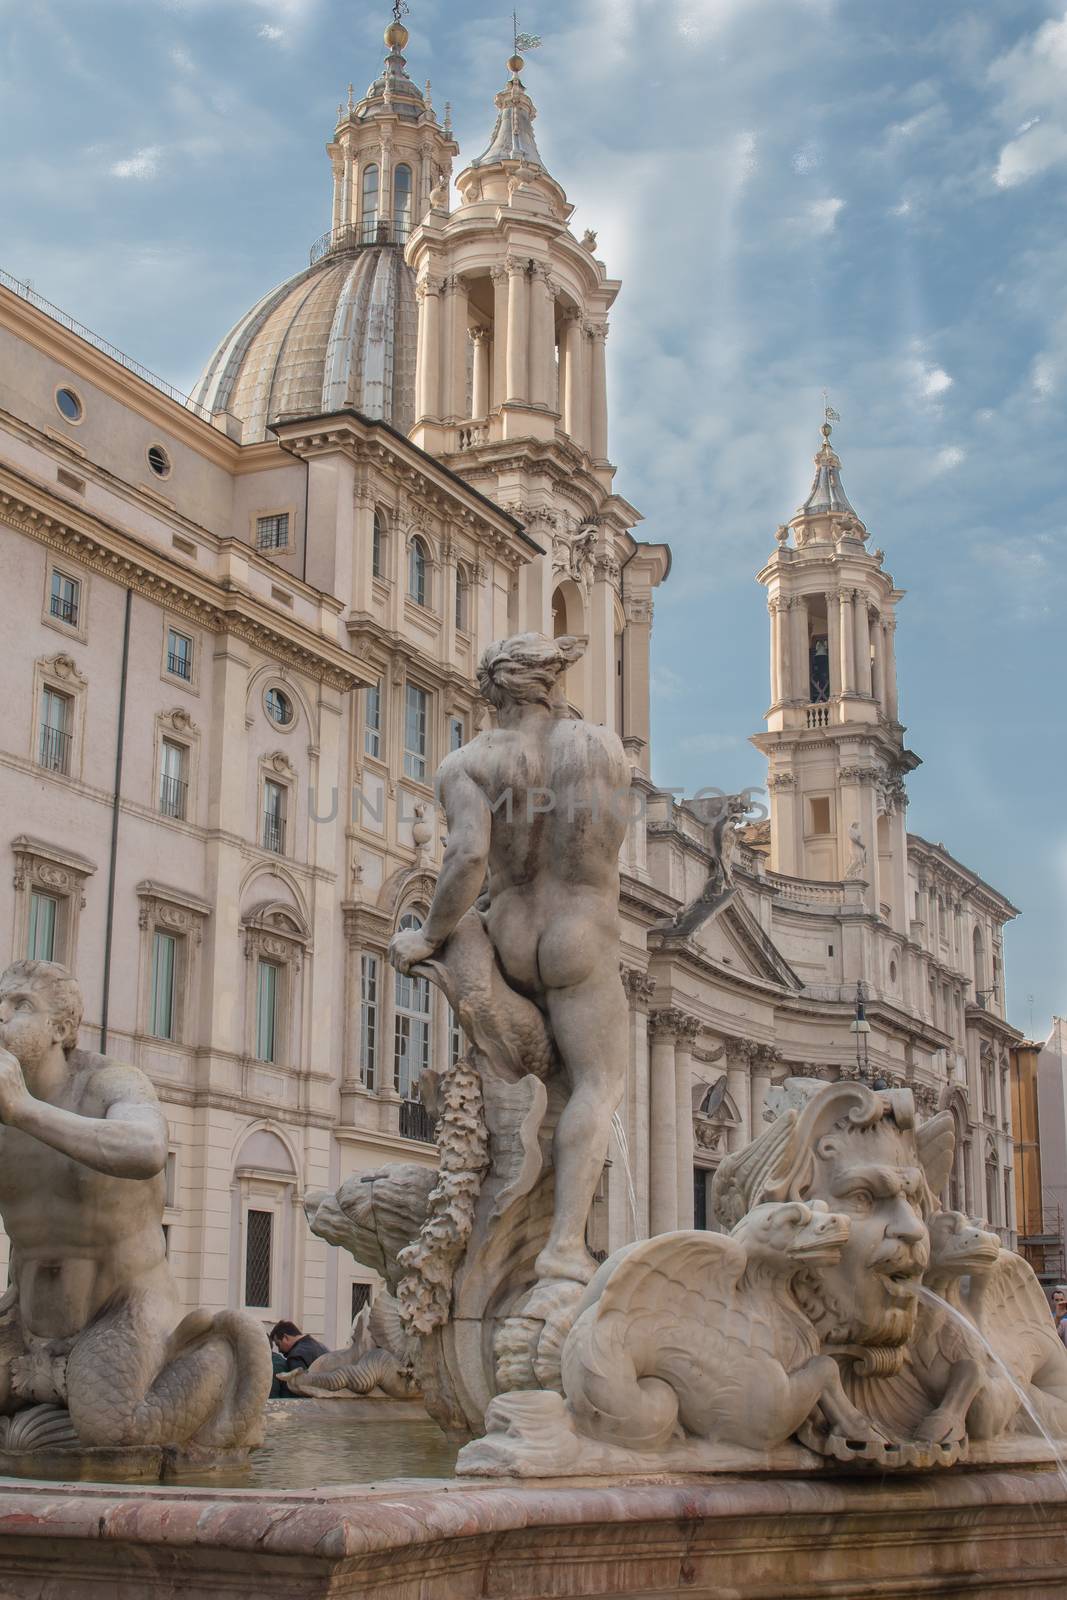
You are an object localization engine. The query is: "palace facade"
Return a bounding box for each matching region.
[0,20,1021,1344]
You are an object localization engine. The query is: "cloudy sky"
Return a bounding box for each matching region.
[2,0,1064,1037]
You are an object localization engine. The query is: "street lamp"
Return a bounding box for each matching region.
[850,980,871,1080]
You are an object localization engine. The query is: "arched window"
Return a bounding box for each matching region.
[393,163,413,241]
[949,1112,965,1211]
[984,1142,1000,1229]
[394,911,430,1097]
[361,164,379,243]
[455,564,469,632]
[408,537,429,607]
[372,509,385,580]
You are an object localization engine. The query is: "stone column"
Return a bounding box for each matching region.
[470,328,490,420]
[725,1040,752,1152]
[563,311,586,447]
[838,588,855,694]
[622,967,656,1240]
[750,1045,778,1136]
[768,599,781,705]
[826,588,841,699]
[884,614,899,722]
[648,1009,680,1235]
[529,268,557,410]
[871,615,885,709]
[490,267,509,411]
[791,597,809,703]
[443,275,469,421]
[621,591,653,766]
[590,324,609,460]
[853,591,872,696]
[415,277,442,421]
[506,258,529,402]
[331,158,344,231]
[675,1016,702,1228]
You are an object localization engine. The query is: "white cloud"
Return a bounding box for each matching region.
[890,198,912,217]
[792,143,819,174]
[258,23,284,41]
[933,445,966,473]
[170,46,195,71]
[110,147,162,180]
[989,11,1067,187]
[804,196,845,235]
[912,362,953,398]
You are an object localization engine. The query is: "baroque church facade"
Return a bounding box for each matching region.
[0,21,1020,1344]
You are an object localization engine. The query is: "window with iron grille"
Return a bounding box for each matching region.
[364,679,382,759]
[257,513,289,551]
[159,739,188,820]
[39,688,73,774]
[167,628,193,680]
[360,953,379,1090]
[394,913,430,1096]
[351,1282,372,1321]
[403,684,428,780]
[49,570,80,627]
[244,1209,273,1307]
[263,779,287,854]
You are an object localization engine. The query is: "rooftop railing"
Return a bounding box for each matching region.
[0,266,213,420]
[308,217,411,266]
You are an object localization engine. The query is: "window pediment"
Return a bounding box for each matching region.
[12,836,96,902]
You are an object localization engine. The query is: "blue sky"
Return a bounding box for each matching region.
[2,0,1064,1038]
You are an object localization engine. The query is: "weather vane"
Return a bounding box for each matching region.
[822,389,841,426]
[513,10,543,53]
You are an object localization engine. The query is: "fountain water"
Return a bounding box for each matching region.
[610,1110,640,1237]
[915,1285,1067,1495]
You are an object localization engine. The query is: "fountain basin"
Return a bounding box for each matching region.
[0,1463,1063,1599]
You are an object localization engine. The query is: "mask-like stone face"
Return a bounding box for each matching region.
[796,1121,930,1349]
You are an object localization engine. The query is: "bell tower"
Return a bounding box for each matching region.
[751,421,919,933]
[323,20,459,255]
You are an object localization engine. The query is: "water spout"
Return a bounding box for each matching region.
[610,1111,640,1238]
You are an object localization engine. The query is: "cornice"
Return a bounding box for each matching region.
[0,464,370,693]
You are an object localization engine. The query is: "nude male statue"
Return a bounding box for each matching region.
[389,633,631,1287]
[0,961,269,1451]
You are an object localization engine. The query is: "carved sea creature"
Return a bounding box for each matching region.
[908,1210,1001,1445]
[560,1201,883,1454]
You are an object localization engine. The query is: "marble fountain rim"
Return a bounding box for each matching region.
[0,1466,1065,1564]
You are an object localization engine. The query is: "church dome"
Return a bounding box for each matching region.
[191,243,417,442]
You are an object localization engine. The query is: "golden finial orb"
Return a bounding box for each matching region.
[385,21,409,49]
[508,52,525,74]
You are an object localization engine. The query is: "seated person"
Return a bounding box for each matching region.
[269,1320,329,1394]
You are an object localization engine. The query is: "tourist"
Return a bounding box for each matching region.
[269,1320,329,1373]
[1052,1290,1067,1347]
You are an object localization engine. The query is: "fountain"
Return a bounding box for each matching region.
[0,635,1064,1597]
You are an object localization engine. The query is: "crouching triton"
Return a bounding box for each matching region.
[0,960,270,1458]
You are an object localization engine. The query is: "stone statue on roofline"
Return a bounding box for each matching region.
[0,961,270,1473]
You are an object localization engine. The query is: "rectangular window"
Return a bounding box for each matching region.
[39,688,72,774]
[360,953,379,1090]
[167,628,193,681]
[393,967,431,1097]
[150,931,177,1040]
[256,960,280,1062]
[49,569,80,627]
[256,513,289,551]
[448,1003,464,1070]
[809,796,831,835]
[449,715,465,753]
[159,739,188,820]
[244,1209,273,1307]
[364,680,382,760]
[351,1281,372,1320]
[263,780,287,854]
[28,891,58,961]
[403,684,428,781]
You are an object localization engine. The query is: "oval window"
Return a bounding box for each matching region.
[147,444,172,478]
[265,688,294,727]
[55,387,83,423]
